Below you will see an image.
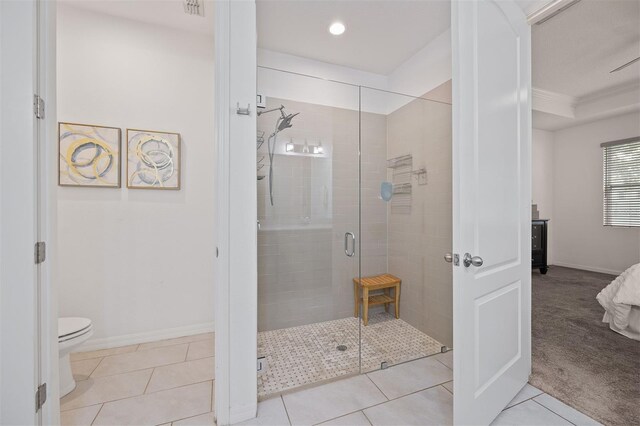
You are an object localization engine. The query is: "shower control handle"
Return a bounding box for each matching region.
[344,232,356,257]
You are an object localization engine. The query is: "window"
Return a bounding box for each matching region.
[602,137,640,227]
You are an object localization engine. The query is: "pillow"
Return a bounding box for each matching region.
[613,263,640,307]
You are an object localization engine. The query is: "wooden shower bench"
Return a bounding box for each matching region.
[353,274,401,326]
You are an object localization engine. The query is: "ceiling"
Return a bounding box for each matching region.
[532,0,640,99]
[59,0,215,36]
[59,0,549,78]
[256,0,451,75]
[60,0,638,130]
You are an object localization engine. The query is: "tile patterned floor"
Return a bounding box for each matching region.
[257,312,444,397]
[61,332,602,426]
[60,332,215,426]
[250,350,603,426]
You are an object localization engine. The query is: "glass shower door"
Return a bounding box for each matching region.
[256,67,362,397]
[358,86,453,373]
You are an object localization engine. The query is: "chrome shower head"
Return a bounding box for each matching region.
[258,104,299,133]
[277,112,299,132]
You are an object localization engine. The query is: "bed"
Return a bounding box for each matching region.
[596,263,640,341]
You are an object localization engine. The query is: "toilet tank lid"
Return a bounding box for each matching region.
[59,317,92,338]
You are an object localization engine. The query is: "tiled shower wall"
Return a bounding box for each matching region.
[258,97,388,331]
[384,84,453,347]
[257,87,452,343]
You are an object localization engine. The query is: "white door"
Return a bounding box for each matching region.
[0,0,43,424]
[452,0,531,424]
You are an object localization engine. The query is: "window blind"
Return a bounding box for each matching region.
[602,137,640,227]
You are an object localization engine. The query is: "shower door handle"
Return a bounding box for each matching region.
[344,232,356,257]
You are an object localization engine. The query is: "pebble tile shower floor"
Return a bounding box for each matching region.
[257,312,444,397]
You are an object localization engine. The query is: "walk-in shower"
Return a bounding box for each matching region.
[257,105,299,205]
[256,67,453,398]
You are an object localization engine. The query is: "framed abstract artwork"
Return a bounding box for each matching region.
[126,129,181,190]
[58,122,121,187]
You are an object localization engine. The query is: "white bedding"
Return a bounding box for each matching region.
[596,263,640,341]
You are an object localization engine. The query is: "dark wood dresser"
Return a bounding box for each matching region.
[532,219,549,274]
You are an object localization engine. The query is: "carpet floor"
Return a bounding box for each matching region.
[530,266,640,426]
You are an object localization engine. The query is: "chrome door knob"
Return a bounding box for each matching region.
[444,253,453,263]
[463,253,483,267]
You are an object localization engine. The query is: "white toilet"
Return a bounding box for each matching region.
[58,317,93,397]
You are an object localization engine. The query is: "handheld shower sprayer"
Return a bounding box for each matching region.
[257,104,299,206]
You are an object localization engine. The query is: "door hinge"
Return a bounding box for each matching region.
[33,94,45,119]
[257,356,267,374]
[35,241,46,264]
[35,383,47,412]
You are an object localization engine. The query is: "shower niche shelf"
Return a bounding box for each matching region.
[387,154,412,169]
[387,154,427,185]
[393,183,412,195]
[387,154,413,213]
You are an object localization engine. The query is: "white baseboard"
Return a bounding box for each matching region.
[78,322,215,352]
[552,262,622,276]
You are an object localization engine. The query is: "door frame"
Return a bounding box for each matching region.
[40,0,60,423]
[214,2,232,422]
[10,0,236,423]
[6,1,236,423]
[214,1,258,424]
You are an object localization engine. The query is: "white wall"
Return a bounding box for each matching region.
[257,27,452,116]
[56,5,215,346]
[532,128,554,264]
[552,112,640,275]
[258,48,388,91]
[388,29,452,99]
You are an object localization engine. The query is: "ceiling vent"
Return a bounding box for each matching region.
[183,0,204,17]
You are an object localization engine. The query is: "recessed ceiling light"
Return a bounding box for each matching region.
[329,22,345,36]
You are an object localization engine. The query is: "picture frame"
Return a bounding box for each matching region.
[126,129,181,190]
[58,122,121,188]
